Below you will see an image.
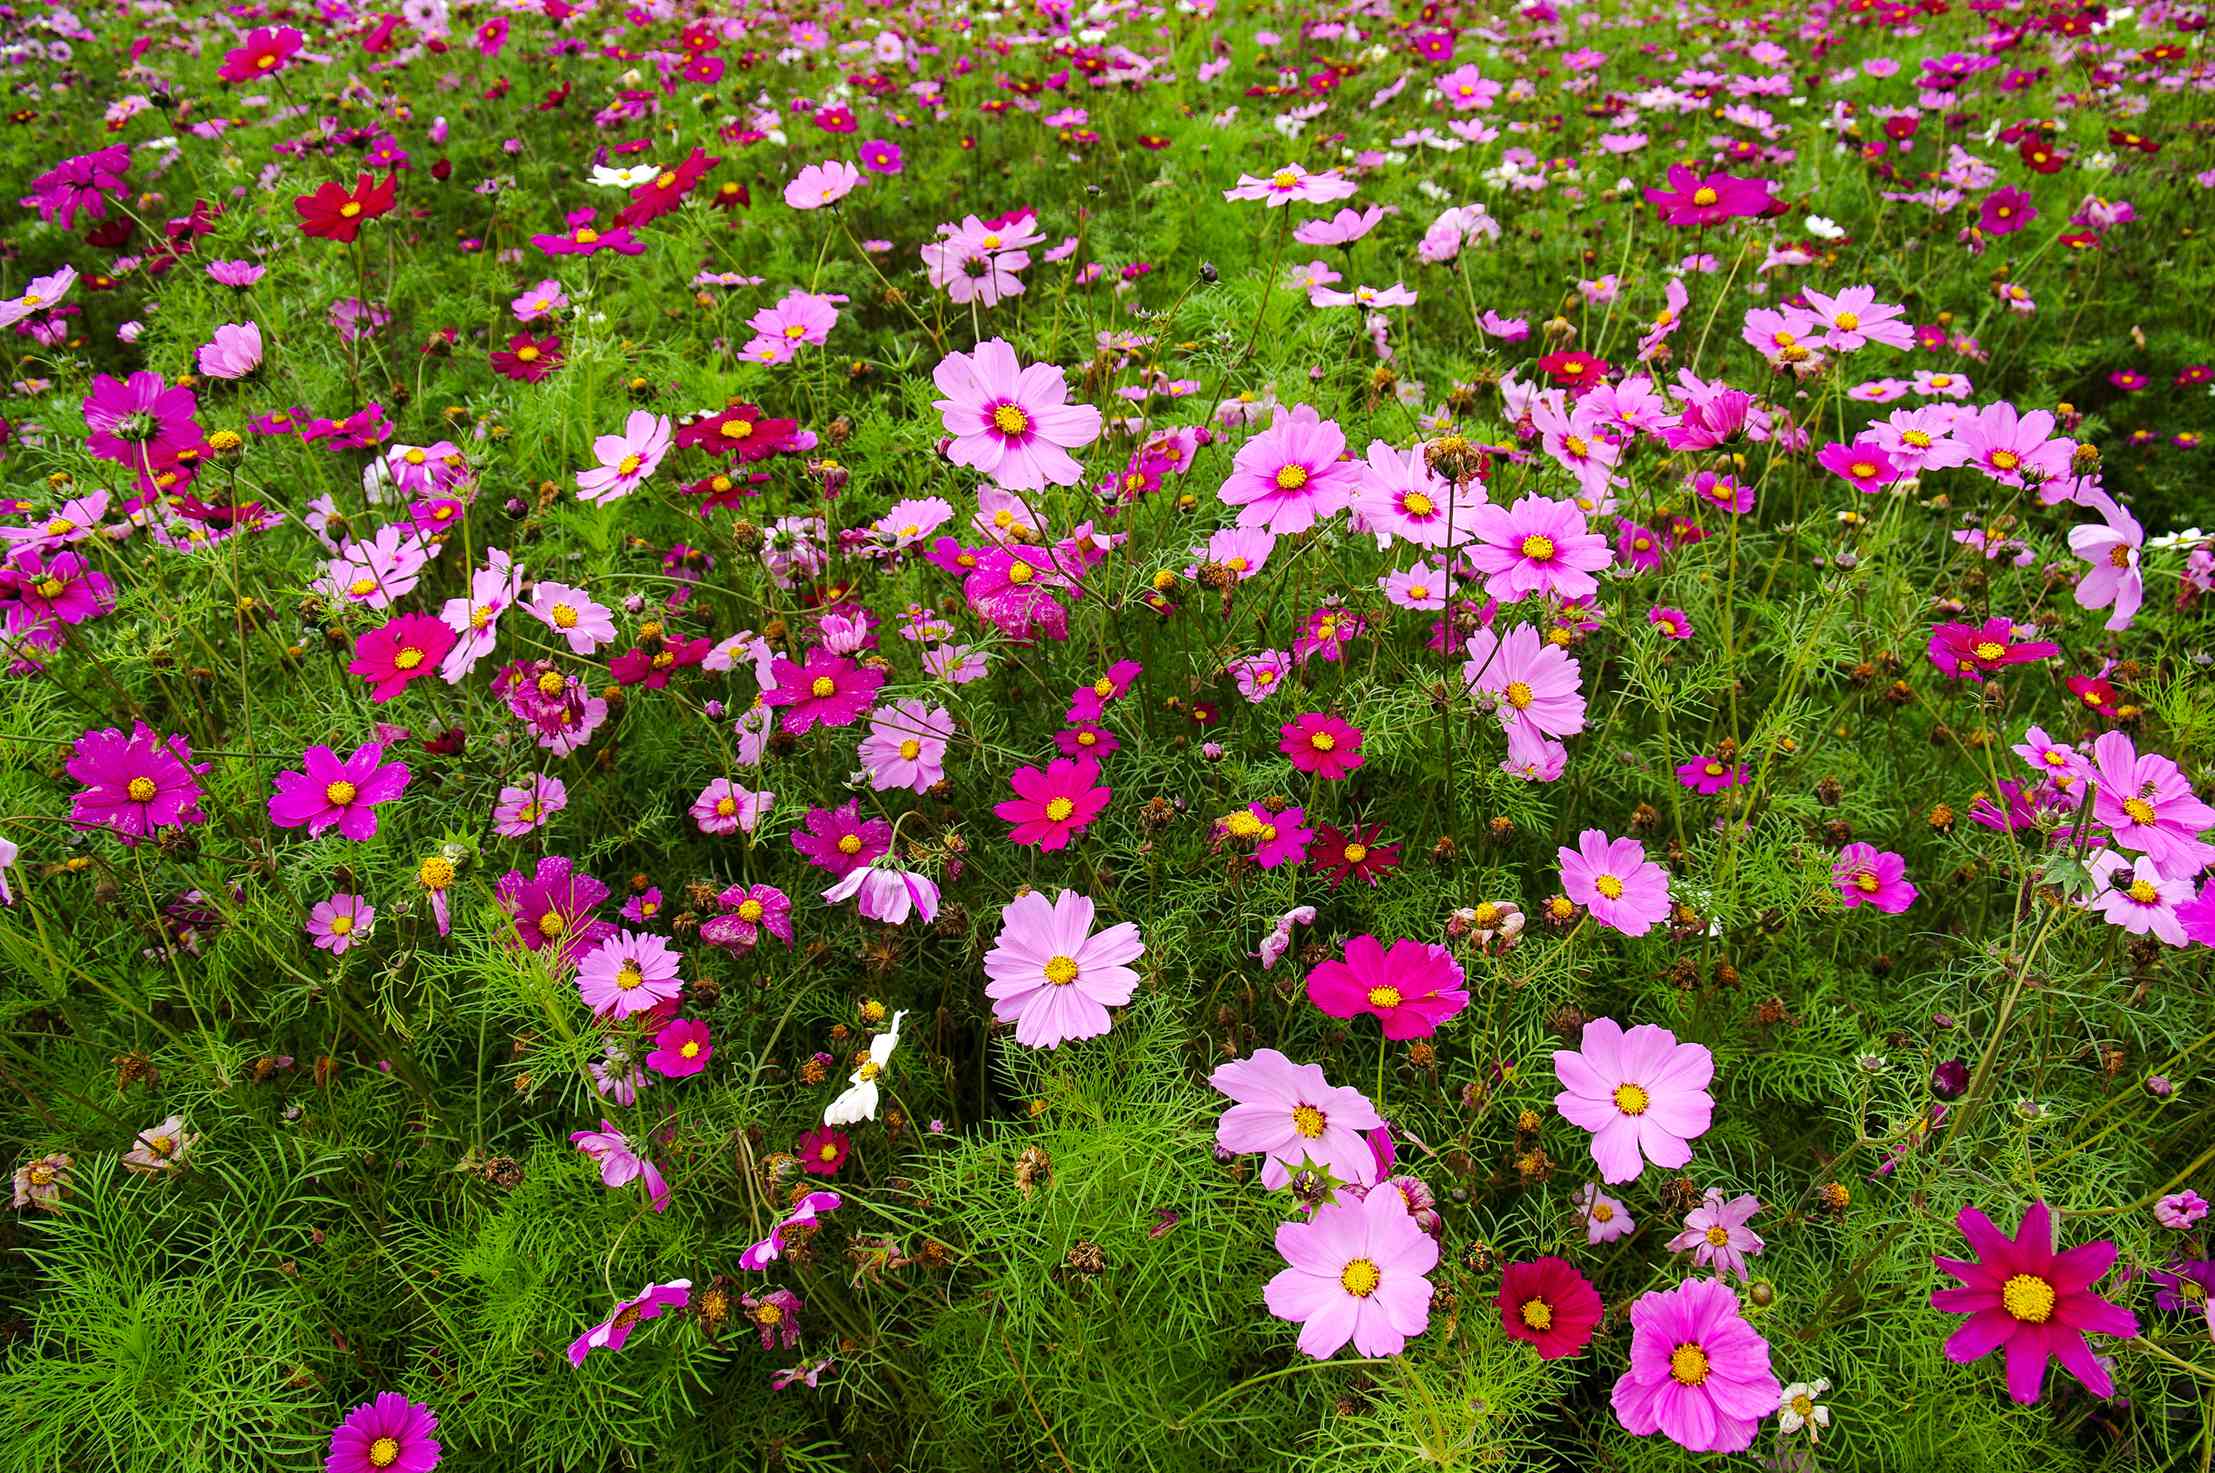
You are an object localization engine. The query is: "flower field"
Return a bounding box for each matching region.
[2,0,2214,1468]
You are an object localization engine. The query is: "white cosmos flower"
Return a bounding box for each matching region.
[1777,1379,1832,1440]
[590,163,659,189]
[1805,214,1846,240]
[823,1010,906,1126]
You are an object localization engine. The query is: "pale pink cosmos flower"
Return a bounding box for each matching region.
[749,289,838,348]
[1559,829,1672,936]
[1351,440,1484,549]
[575,410,672,504]
[691,777,773,836]
[1222,163,1359,207]
[2086,850,2193,947]
[492,773,566,836]
[1218,403,1358,536]
[1667,1190,1766,1282]
[857,699,953,793]
[1230,649,1294,703]
[784,159,860,210]
[437,547,521,683]
[823,862,941,926]
[1293,204,1386,245]
[1264,1189,1437,1359]
[1462,623,1587,741]
[1801,285,1914,352]
[2088,731,2215,876]
[1576,1182,1635,1244]
[1553,1017,1715,1183]
[568,1121,670,1212]
[196,321,262,379]
[2068,493,2145,632]
[1210,1049,1382,1189]
[983,888,1144,1048]
[931,338,1102,491]
[575,930,684,1019]
[525,581,616,654]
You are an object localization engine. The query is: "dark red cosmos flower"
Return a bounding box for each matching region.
[797,1127,849,1177]
[294,173,398,242]
[613,146,721,229]
[2018,137,2067,173]
[688,468,771,511]
[1641,164,1776,226]
[610,636,710,688]
[1536,349,1610,394]
[708,179,750,211]
[490,332,563,383]
[1926,617,2060,682]
[675,403,798,461]
[1497,1257,1604,1360]
[1308,822,1400,888]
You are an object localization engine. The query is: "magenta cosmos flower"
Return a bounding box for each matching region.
[1834,842,1917,913]
[1927,617,2060,681]
[1218,403,1359,536]
[1558,829,1671,936]
[569,1122,670,1212]
[761,647,886,735]
[568,1280,690,1366]
[326,1392,440,1473]
[1611,1278,1781,1454]
[2089,730,2215,877]
[1553,1017,1713,1183]
[268,743,411,841]
[791,799,891,879]
[1264,1188,1437,1359]
[496,855,615,970]
[1932,1199,2138,1403]
[1305,936,1467,1040]
[1642,164,1775,226]
[646,1018,712,1078]
[995,756,1110,851]
[983,889,1144,1048]
[574,410,671,504]
[1210,1049,1382,1189]
[67,722,208,845]
[575,930,684,1019]
[1280,712,1364,780]
[931,338,1101,491]
[1465,495,1611,603]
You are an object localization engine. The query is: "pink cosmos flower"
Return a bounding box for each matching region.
[2177,879,2215,949]
[1264,1189,1437,1360]
[1927,618,2061,681]
[492,773,566,837]
[567,1280,690,1365]
[1802,285,1914,352]
[761,647,886,735]
[1553,1016,1714,1183]
[307,892,375,955]
[994,756,1110,851]
[647,1018,713,1078]
[2156,1191,2210,1230]
[1611,1278,1781,1453]
[567,1123,670,1213]
[856,700,954,793]
[495,856,614,970]
[196,321,262,379]
[1305,935,1467,1039]
[1667,1190,1766,1282]
[1643,165,1775,226]
[792,800,891,878]
[702,883,794,951]
[575,930,684,1019]
[525,581,616,654]
[1648,606,1693,640]
[1280,712,1364,779]
[1676,755,1747,794]
[574,410,672,504]
[1210,1049,1383,1189]
[325,1393,439,1473]
[1816,439,1898,494]
[1218,403,1358,535]
[983,888,1144,1048]
[1351,440,1484,548]
[1293,205,1386,246]
[2068,495,2145,632]
[1576,1182,1635,1244]
[1558,829,1671,936]
[2086,851,2193,946]
[267,743,411,841]
[691,777,773,835]
[784,159,860,210]
[2088,731,2215,876]
[1834,842,1918,913]
[1222,163,1359,207]
[931,338,1102,491]
[1461,624,1586,742]
[740,1190,841,1270]
[1465,495,1611,603]
[1931,1199,2137,1403]
[822,862,941,926]
[1954,401,2073,490]
[348,614,455,702]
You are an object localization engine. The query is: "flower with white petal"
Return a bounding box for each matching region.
[591,163,660,189]
[1805,214,1846,240]
[1777,1379,1832,1441]
[823,1010,906,1125]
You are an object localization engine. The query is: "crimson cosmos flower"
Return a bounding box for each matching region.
[294,173,398,243]
[1498,1257,1604,1360]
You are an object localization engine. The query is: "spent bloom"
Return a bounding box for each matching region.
[567,1281,690,1366]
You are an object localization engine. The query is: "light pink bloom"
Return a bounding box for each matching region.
[1558,829,1672,936]
[857,700,953,793]
[691,778,772,835]
[575,930,684,1019]
[1264,1188,1437,1359]
[1465,495,1611,602]
[2068,495,2145,632]
[575,410,672,504]
[1210,1049,1382,1190]
[931,338,1101,491]
[784,159,860,210]
[1553,1017,1714,1182]
[983,888,1144,1048]
[1222,163,1359,207]
[1351,440,1483,548]
[196,321,262,379]
[1218,403,1358,535]
[822,862,941,926]
[568,1121,670,1212]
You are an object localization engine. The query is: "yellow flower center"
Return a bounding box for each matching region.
[1407,584,1429,600]
[35,575,64,599]
[1403,491,1434,516]
[1833,311,1860,330]
[1591,1202,1614,1222]
[127,776,158,802]
[1505,681,1534,709]
[1274,462,1310,491]
[1007,560,1036,585]
[1791,1392,1815,1417]
[1043,955,1080,986]
[1291,1104,1327,1138]
[818,1142,840,1161]
[1670,1344,1711,1386]
[537,912,566,939]
[1341,842,1369,863]
[1854,871,1880,892]
[614,961,644,991]
[367,1437,403,1468]
[1272,169,1299,188]
[1990,449,2020,471]
[1365,985,1403,1009]
[783,323,807,339]
[339,201,363,219]
[1904,429,1933,448]
[1309,732,1336,753]
[2002,1273,2056,1323]
[575,227,600,244]
[1339,1258,1381,1297]
[324,780,358,806]
[1930,374,1953,387]
[516,345,540,363]
[810,675,838,699]
[2122,797,2157,825]
[393,647,424,670]
[549,602,579,629]
[1691,186,1718,206]
[836,834,864,855]
[2128,879,2159,904]
[1594,874,1625,900]
[2109,545,2132,569]
[329,914,354,935]
[655,171,677,189]
[1563,433,1589,457]
[349,577,379,597]
[1703,761,1724,777]
[1520,534,1556,562]
[418,857,454,889]
[1044,796,1076,822]
[1972,641,2007,661]
[680,1040,700,1058]
[45,517,73,535]
[1227,555,1249,571]
[992,403,1030,437]
[536,670,566,696]
[617,453,643,476]
[1850,461,1877,479]
[715,796,737,817]
[738,899,765,922]
[1612,1082,1649,1115]
[1705,1225,1731,1247]
[1520,1299,1554,1330]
